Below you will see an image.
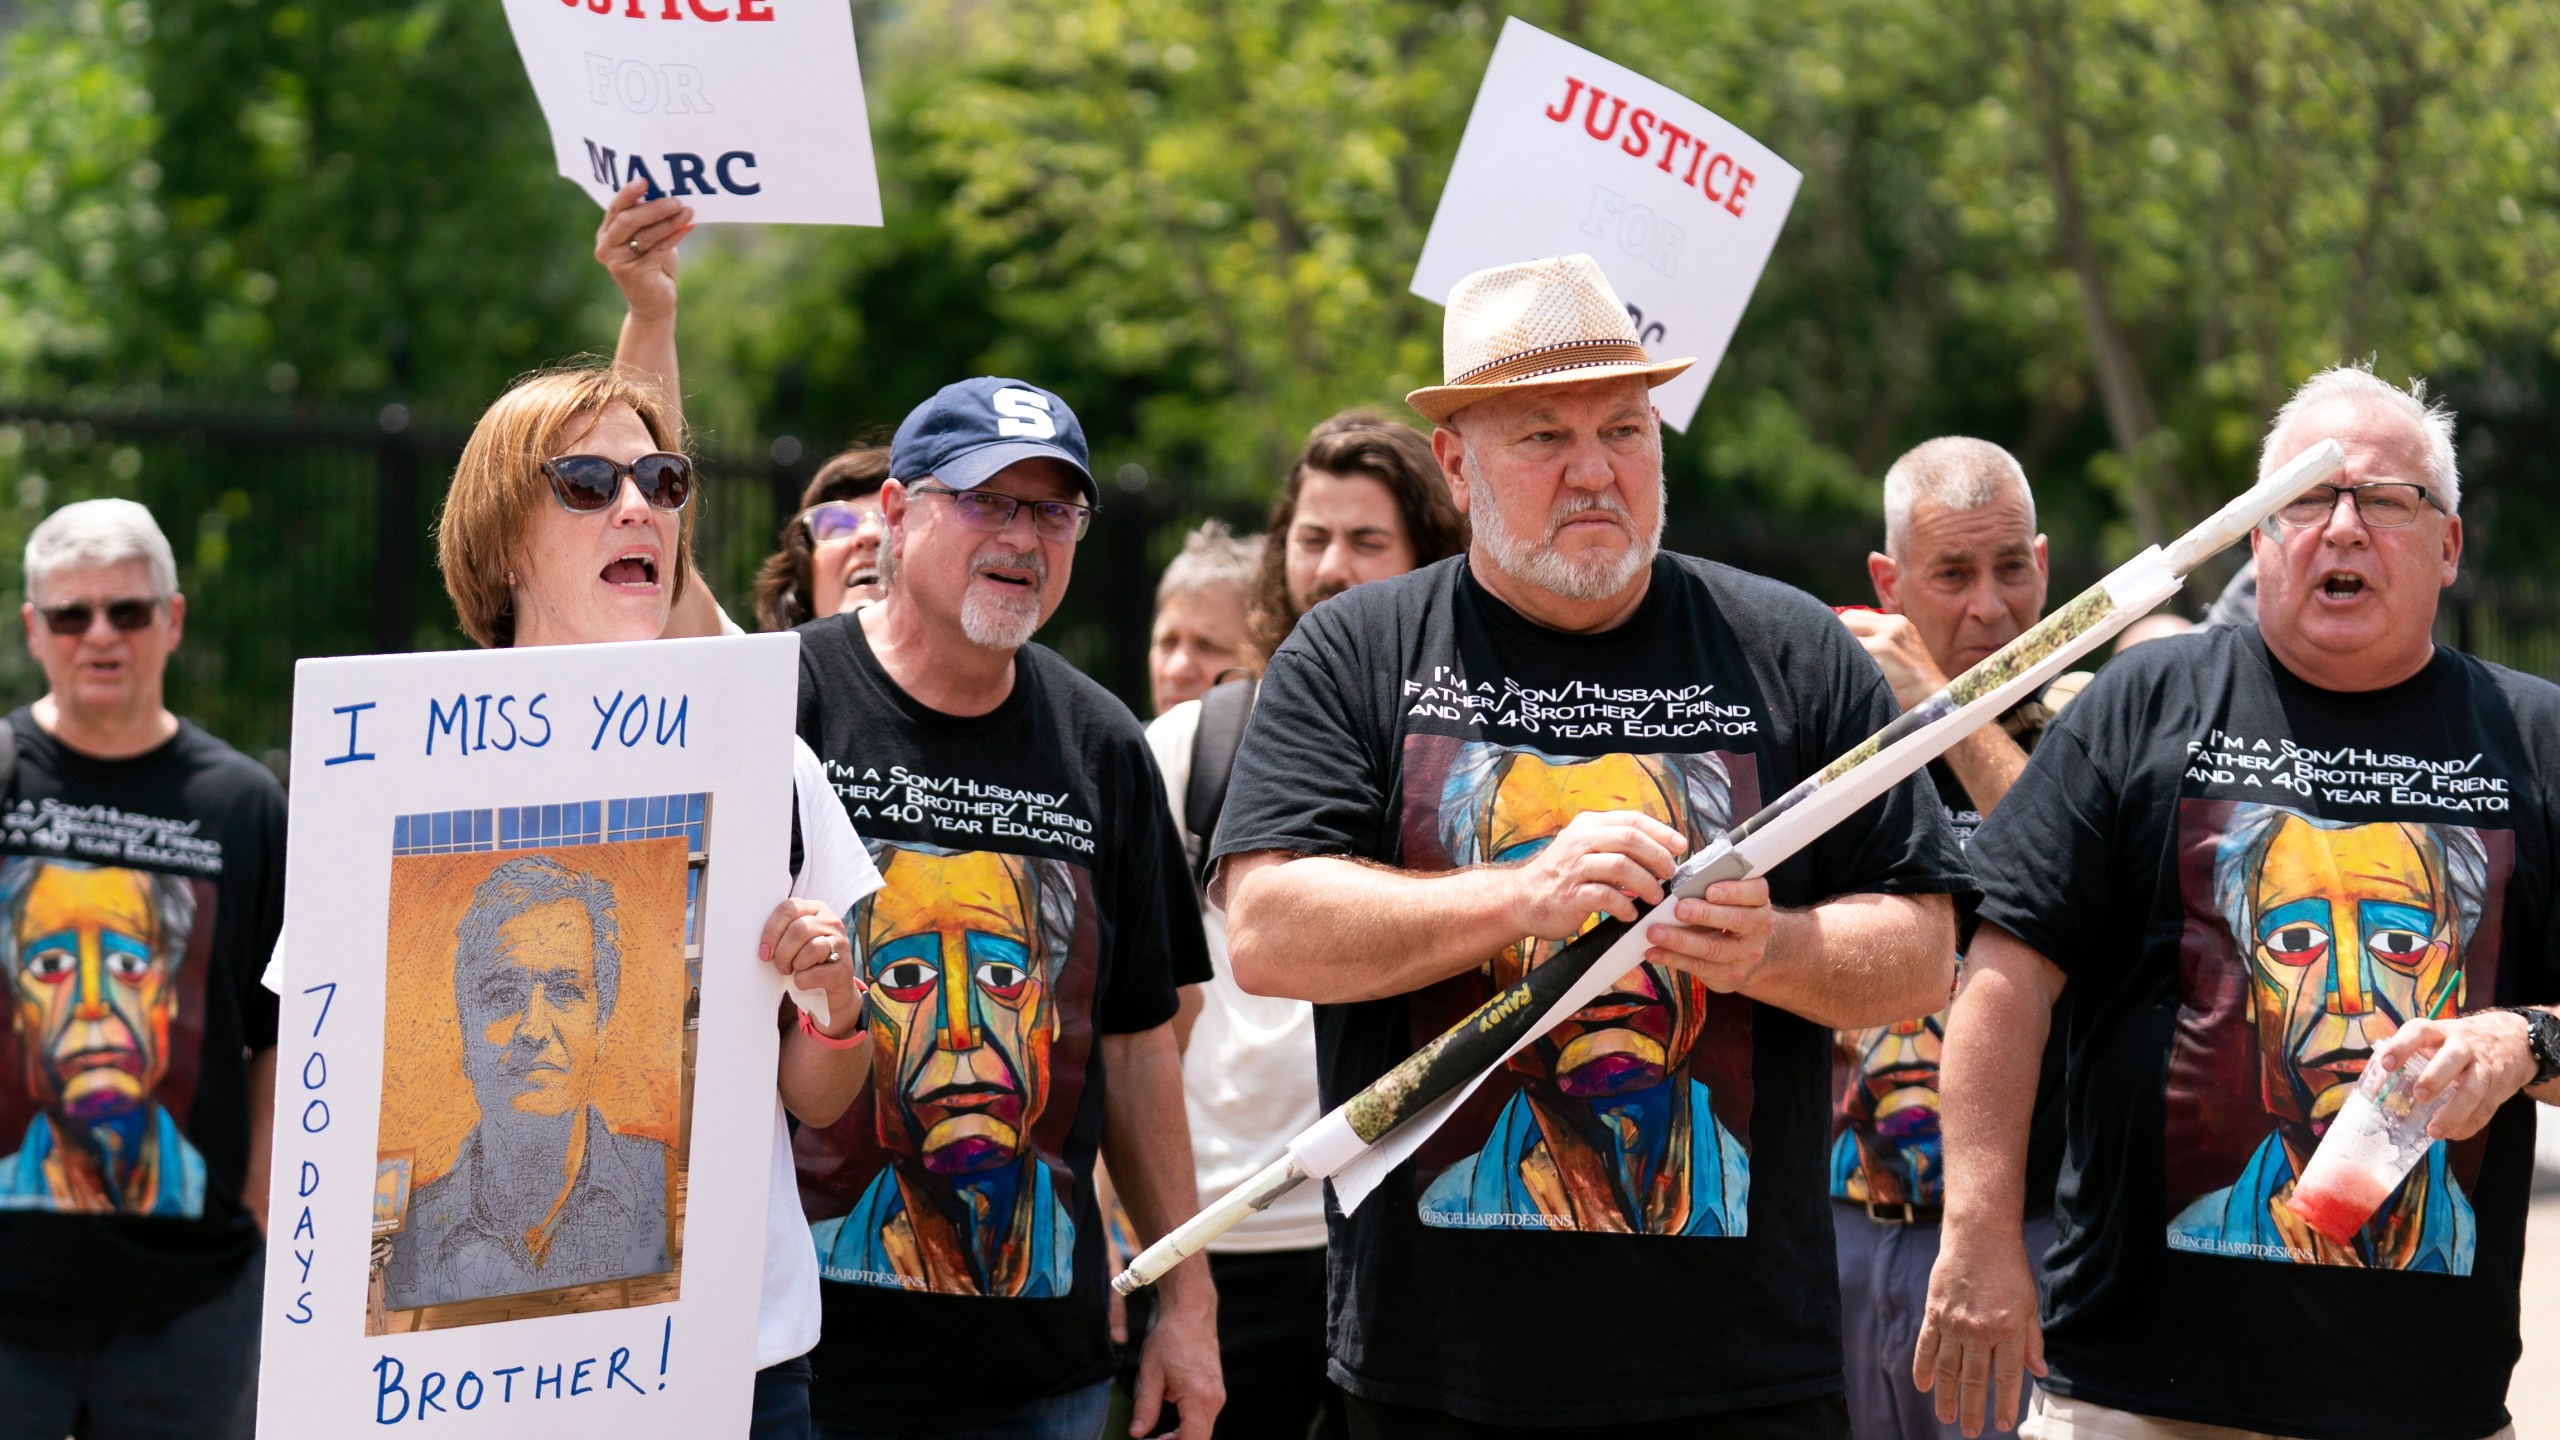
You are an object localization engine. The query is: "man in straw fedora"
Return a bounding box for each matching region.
[1210,253,1969,1438]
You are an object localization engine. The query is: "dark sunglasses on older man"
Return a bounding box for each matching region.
[38,597,160,636]
[540,452,695,514]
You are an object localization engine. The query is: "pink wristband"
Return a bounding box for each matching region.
[798,1005,864,1050]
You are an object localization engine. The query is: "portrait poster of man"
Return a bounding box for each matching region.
[0,858,216,1216]
[370,796,697,1331]
[260,636,797,1439]
[2163,799,2512,1273]
[1396,737,1760,1237]
[796,840,1098,1298]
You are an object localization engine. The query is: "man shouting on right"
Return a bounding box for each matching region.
[1919,365,2560,1440]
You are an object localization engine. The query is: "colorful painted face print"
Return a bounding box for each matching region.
[2164,800,2507,1272]
[0,859,209,1217]
[1830,1009,1945,1207]
[807,843,1090,1297]
[1400,739,1757,1236]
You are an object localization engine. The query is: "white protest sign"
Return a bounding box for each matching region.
[256,634,800,1438]
[501,0,880,225]
[1411,17,1802,430]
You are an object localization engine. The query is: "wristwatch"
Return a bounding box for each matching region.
[2499,1006,2560,1088]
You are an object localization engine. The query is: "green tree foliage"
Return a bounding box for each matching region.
[675,0,2560,581]
[0,0,614,408]
[6,0,2560,604]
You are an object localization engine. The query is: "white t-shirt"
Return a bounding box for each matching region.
[1145,697,1327,1252]
[261,735,881,1369]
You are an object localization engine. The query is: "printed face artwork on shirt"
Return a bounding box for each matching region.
[0,858,210,1216]
[1400,740,1758,1236]
[865,848,1060,1176]
[1831,1010,1946,1207]
[802,842,1091,1298]
[2165,800,2506,1273]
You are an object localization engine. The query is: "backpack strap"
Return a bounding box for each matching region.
[0,712,20,804]
[1182,676,1257,894]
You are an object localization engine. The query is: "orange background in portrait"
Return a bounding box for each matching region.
[376,838,689,1188]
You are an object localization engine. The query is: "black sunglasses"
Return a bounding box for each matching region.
[539,452,695,513]
[38,597,160,636]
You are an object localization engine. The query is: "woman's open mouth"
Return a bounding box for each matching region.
[601,551,660,590]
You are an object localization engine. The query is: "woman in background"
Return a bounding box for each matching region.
[753,449,892,630]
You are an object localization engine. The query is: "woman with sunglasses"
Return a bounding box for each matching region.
[436,361,878,1440]
[752,450,893,631]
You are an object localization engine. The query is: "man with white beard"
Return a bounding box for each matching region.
[789,378,1225,1440]
[1215,256,1965,1438]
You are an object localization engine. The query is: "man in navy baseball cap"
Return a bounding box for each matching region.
[792,378,1228,1440]
[889,377,1101,505]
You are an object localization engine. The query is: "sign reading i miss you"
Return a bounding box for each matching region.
[255,635,801,1438]
[502,0,882,226]
[1412,17,1802,431]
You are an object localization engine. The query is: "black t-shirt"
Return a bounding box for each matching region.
[1970,626,2560,1440]
[1831,704,2070,1214]
[789,614,1212,1431]
[0,712,285,1341]
[1211,554,1970,1426]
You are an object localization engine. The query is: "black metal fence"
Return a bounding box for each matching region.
[2,398,2554,766]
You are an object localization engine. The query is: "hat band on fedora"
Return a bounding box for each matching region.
[1449,338,1655,388]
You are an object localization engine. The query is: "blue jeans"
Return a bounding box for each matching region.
[0,1244,262,1440]
[756,1356,816,1440]
[815,1377,1113,1440]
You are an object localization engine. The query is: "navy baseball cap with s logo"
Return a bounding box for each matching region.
[889,377,1099,506]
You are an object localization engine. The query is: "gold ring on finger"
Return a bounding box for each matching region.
[626,239,643,255]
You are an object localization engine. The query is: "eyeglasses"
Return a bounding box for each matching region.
[539,452,695,514]
[2274,482,2445,530]
[910,485,1094,543]
[803,500,883,544]
[37,597,160,637]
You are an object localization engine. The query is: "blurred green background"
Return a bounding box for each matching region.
[2,0,2558,757]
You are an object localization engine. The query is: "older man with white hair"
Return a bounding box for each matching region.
[1918,365,2560,1440]
[0,498,286,1440]
[1149,521,1266,717]
[1213,255,1968,1438]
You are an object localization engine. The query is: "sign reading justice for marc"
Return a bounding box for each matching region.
[501,0,882,226]
[1412,18,1802,430]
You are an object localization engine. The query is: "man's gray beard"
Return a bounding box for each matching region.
[1465,449,1665,603]
[958,547,1046,650]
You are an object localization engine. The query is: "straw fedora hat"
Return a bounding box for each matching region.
[1405,255,1696,424]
